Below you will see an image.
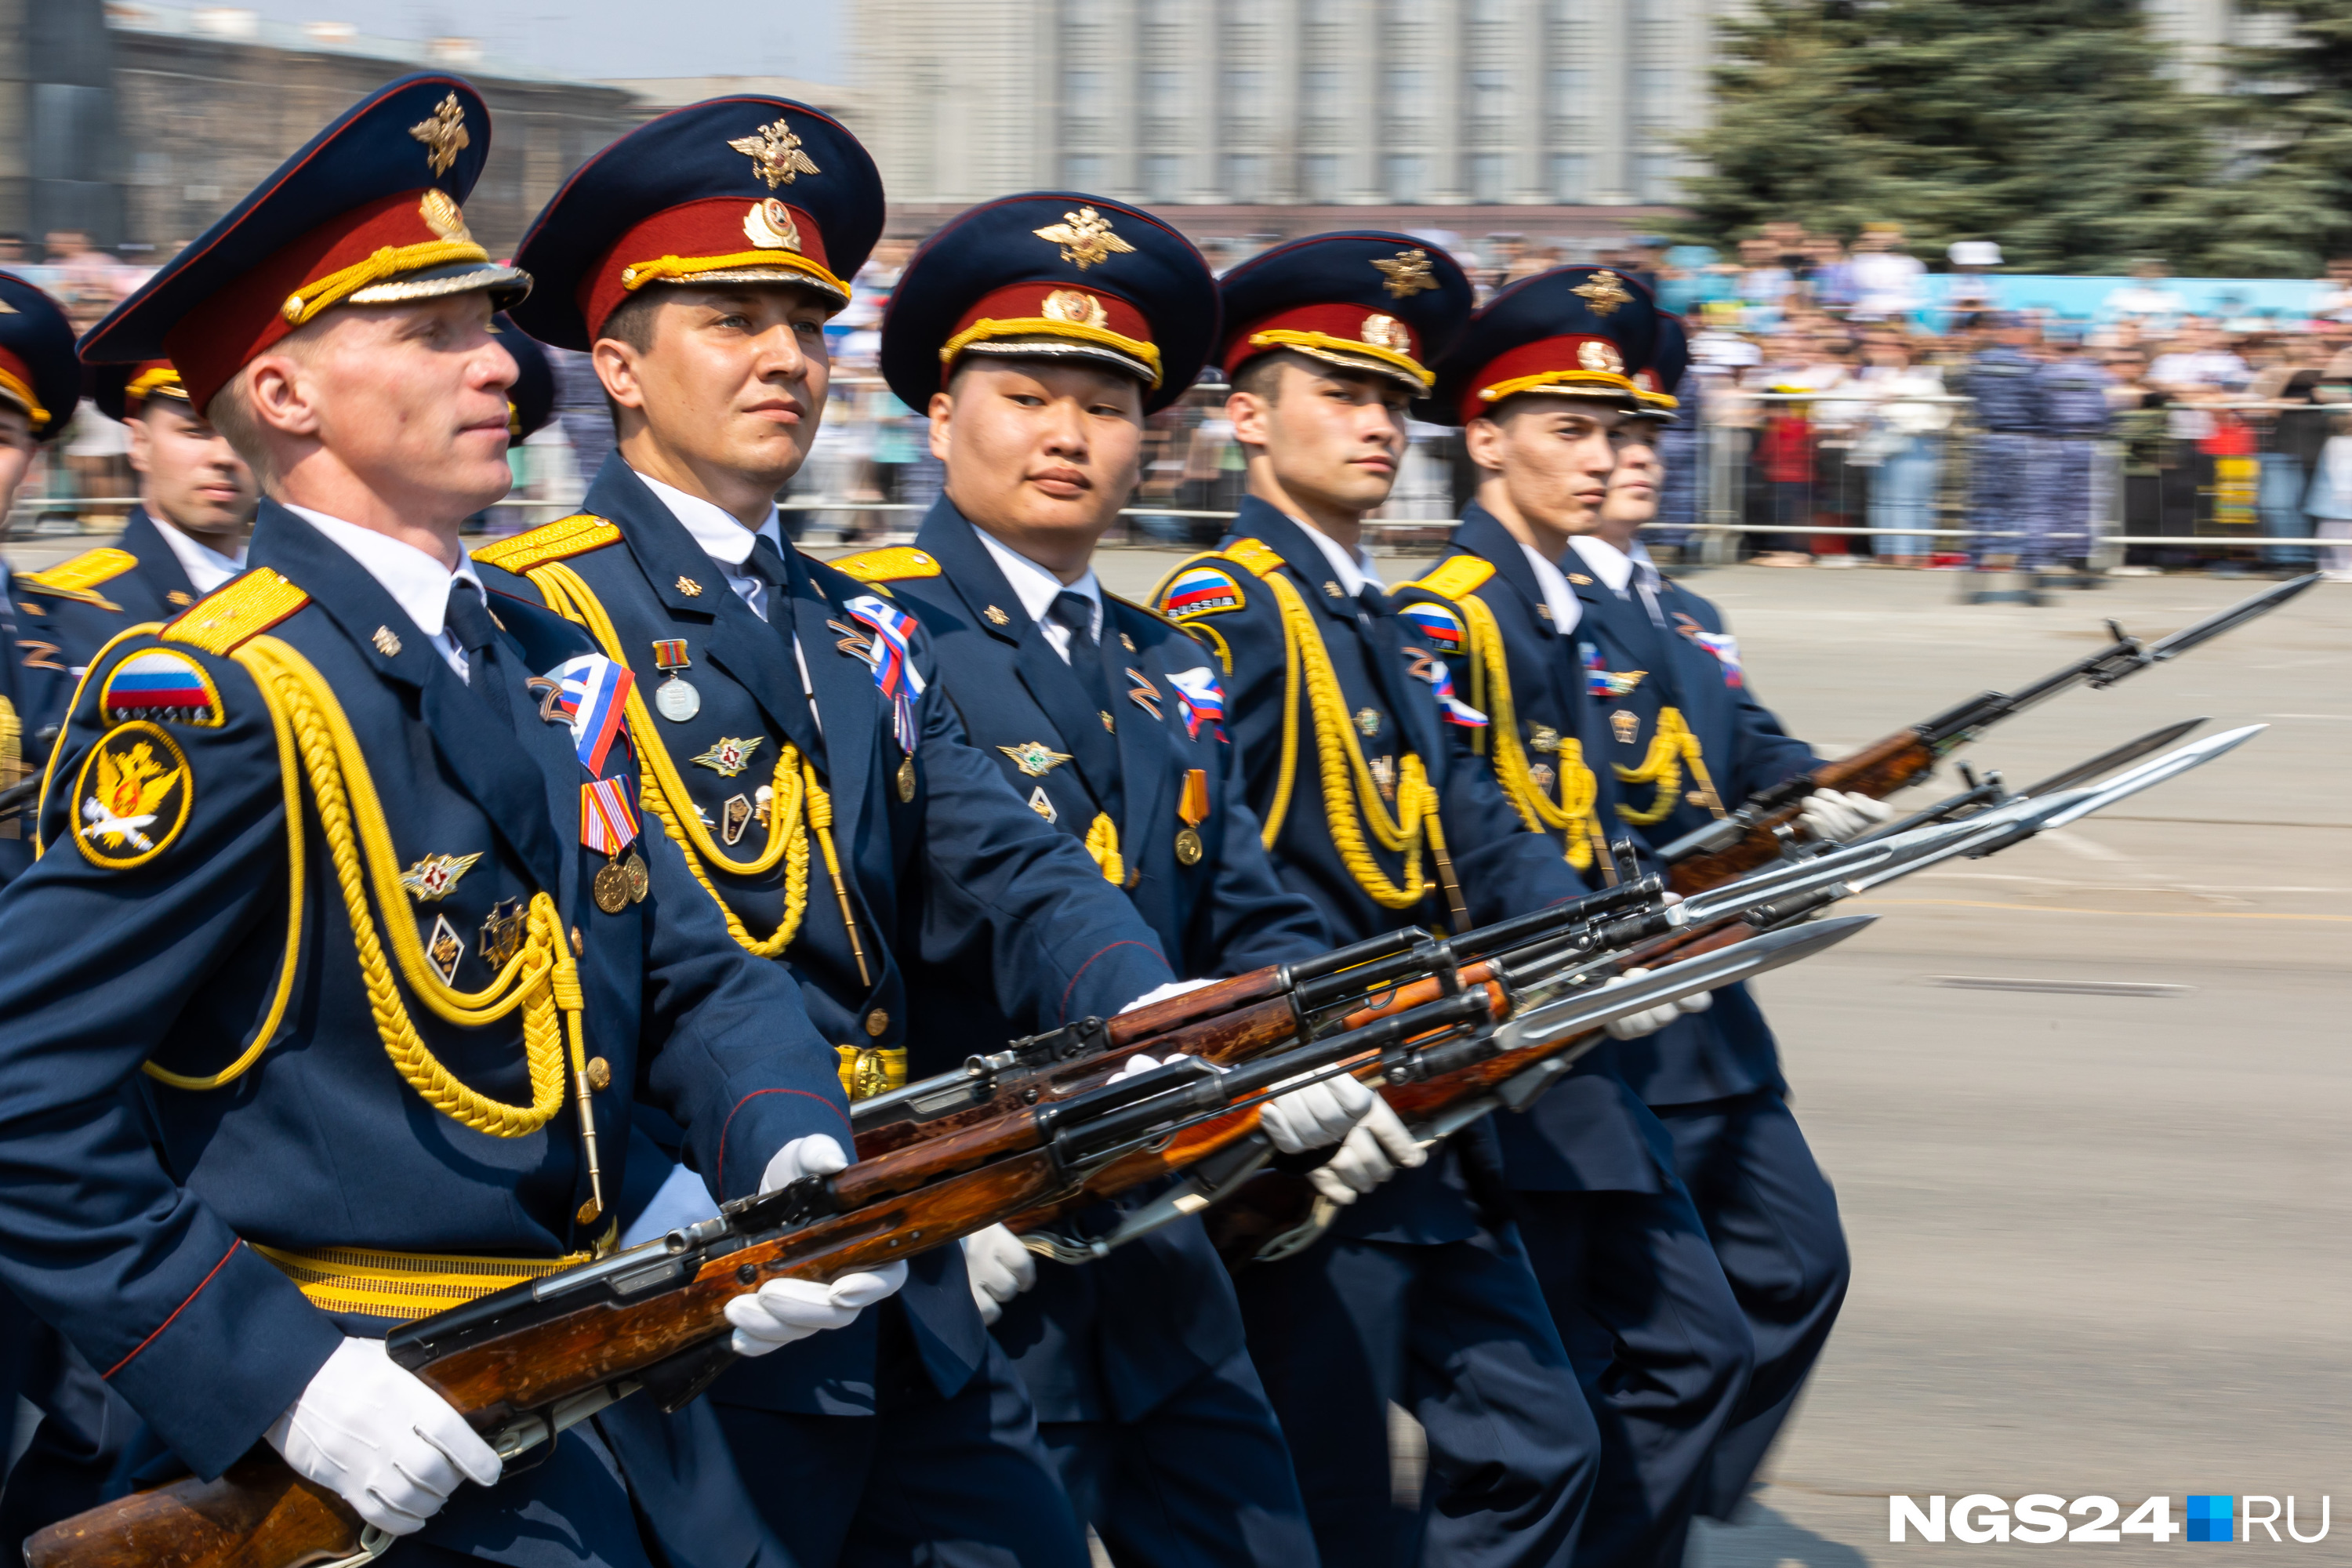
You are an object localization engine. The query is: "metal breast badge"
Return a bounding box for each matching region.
[651,638,701,721]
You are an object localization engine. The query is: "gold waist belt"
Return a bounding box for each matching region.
[253,1240,598,1323]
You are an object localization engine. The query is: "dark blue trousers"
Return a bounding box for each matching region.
[0,1297,143,1557]
[1036,1348,1319,1568]
[711,1335,1089,1568]
[1509,1183,1751,1568]
[1657,1090,1850,1519]
[1234,1227,1599,1568]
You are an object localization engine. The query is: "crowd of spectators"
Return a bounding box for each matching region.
[13,220,2351,578]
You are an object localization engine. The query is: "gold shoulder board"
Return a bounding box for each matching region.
[20,546,136,608]
[829,545,941,583]
[162,569,310,655]
[1409,555,1496,601]
[472,514,622,572]
[1222,538,1287,579]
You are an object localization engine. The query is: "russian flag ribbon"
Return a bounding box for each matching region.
[550,654,634,775]
[1166,665,1227,741]
[844,594,927,753]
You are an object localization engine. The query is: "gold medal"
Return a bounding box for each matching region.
[1174,826,1203,866]
[622,849,650,903]
[897,755,916,802]
[593,857,630,914]
[1174,767,1209,868]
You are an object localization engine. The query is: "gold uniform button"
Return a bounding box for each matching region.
[571,925,585,955]
[865,1008,890,1038]
[586,1057,613,1092]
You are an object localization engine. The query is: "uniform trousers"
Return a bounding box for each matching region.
[1509,1181,1752,1568]
[1235,1225,1599,1568]
[712,1334,1090,1568]
[1036,1348,1320,1568]
[0,1295,143,1556]
[2031,436,2102,568]
[1966,431,2038,565]
[1657,1089,1851,1519]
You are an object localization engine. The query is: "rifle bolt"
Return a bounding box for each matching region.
[737,1264,757,1284]
[1025,1087,1040,1104]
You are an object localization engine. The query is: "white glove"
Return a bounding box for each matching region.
[725,1134,909,1356]
[1258,1069,1375,1153]
[1307,1098,1425,1204]
[1119,978,1216,1014]
[1107,1051,1170,1084]
[961,1223,1038,1326]
[265,1337,502,1537]
[1603,966,1716,1040]
[1798,789,1893,843]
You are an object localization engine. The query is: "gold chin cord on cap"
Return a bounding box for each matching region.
[0,367,50,432]
[278,238,497,326]
[1246,328,1432,390]
[619,249,850,301]
[939,318,1164,387]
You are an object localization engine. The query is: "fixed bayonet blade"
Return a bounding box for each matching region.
[1497,916,1878,1054]
[2132,573,2321,673]
[2035,724,2266,828]
[2019,717,2206,797]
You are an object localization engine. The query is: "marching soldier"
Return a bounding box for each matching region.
[1396,277,1762,1567]
[15,358,256,670]
[1532,308,1875,1537]
[1152,233,1684,1566]
[0,74,890,1565]
[497,107,1192,1566]
[0,273,82,883]
[845,192,1356,1566]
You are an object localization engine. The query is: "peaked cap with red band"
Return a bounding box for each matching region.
[78,74,526,411]
[1217,230,1474,395]
[0,274,80,441]
[1425,266,1664,428]
[880,192,1217,416]
[1631,310,1687,420]
[91,359,189,424]
[509,96,884,353]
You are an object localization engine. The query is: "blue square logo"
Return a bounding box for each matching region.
[2187,1495,2234,1542]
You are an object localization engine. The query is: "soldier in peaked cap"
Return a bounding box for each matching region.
[2,75,885,1566]
[844,191,1375,1567]
[0,271,82,883]
[1151,234,1699,1568]
[15,356,256,683]
[1524,305,1866,1548]
[499,111,1200,1568]
[1394,272,1773,1568]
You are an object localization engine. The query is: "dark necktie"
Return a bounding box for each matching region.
[746,532,793,626]
[444,579,515,728]
[1047,590,1116,719]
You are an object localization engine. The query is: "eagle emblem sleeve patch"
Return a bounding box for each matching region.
[73,721,194,869]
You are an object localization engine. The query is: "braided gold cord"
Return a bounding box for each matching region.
[234,637,576,1136]
[1611,706,1725,826]
[1262,569,1437,909]
[1083,811,1123,884]
[1446,591,1607,872]
[527,562,814,957]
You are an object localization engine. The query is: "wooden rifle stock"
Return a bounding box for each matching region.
[1664,731,1936,895]
[24,1454,361,1568]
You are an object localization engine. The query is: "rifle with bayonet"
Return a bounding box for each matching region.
[1197,723,2270,1268]
[1653,573,2318,894]
[25,906,1820,1568]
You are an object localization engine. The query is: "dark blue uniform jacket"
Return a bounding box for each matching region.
[869,496,1328,1421]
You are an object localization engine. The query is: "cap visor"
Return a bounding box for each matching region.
[347,261,532,311]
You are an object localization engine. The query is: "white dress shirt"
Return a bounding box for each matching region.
[633,469,822,735]
[635,472,786,622]
[152,517,247,596]
[975,528,1102,662]
[1516,543,1584,637]
[1569,534,1668,628]
[285,505,482,679]
[1293,517,1384,597]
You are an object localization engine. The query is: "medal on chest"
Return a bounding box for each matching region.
[582,775,648,913]
[650,639,700,722]
[1175,767,1210,866]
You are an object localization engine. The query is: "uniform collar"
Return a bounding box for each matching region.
[149,513,248,595]
[1568,533,1636,593]
[1517,541,1584,636]
[974,525,1102,642]
[632,469,783,566]
[1292,514,1382,596]
[282,504,480,641]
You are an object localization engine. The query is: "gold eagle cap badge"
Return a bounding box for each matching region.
[1033,207,1135,270]
[1372,249,1439,298]
[729,118,822,189]
[409,92,470,178]
[418,189,472,244]
[742,198,803,252]
[1042,288,1110,328]
[1360,313,1411,351]
[1572,270,1634,317]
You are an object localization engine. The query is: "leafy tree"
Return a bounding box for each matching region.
[1679,0,2223,273]
[2196,1,2352,275]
